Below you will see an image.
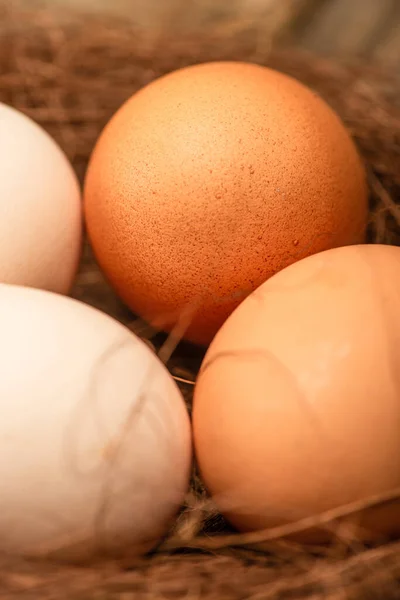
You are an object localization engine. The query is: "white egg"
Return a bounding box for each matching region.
[0,103,82,293]
[0,284,192,561]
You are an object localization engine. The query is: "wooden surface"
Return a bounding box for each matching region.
[43,0,400,64]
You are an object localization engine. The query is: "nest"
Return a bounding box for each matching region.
[1,2,400,598]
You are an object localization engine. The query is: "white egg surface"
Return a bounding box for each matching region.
[0,284,192,561]
[0,103,82,293]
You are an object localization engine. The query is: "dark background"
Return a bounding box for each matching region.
[43,0,400,64]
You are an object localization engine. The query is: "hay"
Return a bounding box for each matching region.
[1,2,400,598]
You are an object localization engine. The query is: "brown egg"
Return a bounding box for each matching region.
[84,61,368,346]
[193,244,400,544]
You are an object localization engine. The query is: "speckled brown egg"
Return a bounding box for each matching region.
[84,61,368,346]
[193,243,400,544]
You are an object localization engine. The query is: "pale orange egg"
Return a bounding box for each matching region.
[193,244,400,544]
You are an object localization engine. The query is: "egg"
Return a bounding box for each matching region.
[84,61,368,346]
[193,244,400,544]
[0,103,82,294]
[0,284,191,561]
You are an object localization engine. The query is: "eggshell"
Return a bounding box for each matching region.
[0,284,191,561]
[193,244,400,543]
[0,103,82,293]
[84,61,368,346]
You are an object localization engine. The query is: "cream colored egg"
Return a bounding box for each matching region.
[0,103,82,293]
[0,284,191,561]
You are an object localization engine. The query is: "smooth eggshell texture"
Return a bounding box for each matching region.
[0,103,82,294]
[84,61,368,346]
[193,244,400,543]
[0,284,191,562]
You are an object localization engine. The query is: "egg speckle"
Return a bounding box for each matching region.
[84,61,368,345]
